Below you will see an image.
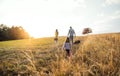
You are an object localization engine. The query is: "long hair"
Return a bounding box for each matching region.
[65,37,70,43]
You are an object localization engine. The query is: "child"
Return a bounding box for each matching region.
[63,37,72,59]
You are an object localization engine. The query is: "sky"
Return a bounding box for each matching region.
[0,0,120,38]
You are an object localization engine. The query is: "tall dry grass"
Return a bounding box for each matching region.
[0,33,120,76]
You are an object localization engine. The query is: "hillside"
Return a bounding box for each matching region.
[0,33,120,76]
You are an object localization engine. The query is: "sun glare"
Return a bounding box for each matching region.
[24,26,41,38]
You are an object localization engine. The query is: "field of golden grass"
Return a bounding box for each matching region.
[0,33,120,76]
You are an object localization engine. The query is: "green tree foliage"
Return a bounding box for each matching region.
[0,24,30,41]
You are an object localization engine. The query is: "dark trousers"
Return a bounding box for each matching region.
[65,49,71,57]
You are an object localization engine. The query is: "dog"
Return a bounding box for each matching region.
[74,40,80,44]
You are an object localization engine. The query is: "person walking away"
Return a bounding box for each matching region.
[63,37,72,60]
[54,29,59,43]
[68,26,76,45]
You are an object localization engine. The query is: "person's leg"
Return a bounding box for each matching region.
[70,36,73,45]
[71,36,73,44]
[54,38,58,43]
[56,38,58,43]
[54,39,56,43]
[66,49,72,60]
[68,50,72,60]
[66,49,69,57]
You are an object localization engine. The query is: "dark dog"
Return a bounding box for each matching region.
[74,40,80,44]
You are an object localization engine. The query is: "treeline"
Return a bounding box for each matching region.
[0,24,30,41]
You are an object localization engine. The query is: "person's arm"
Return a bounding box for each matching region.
[67,30,70,37]
[73,30,76,37]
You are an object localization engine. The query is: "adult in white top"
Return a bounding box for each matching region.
[68,26,76,44]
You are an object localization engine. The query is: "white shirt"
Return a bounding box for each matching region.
[68,28,75,36]
[63,42,71,50]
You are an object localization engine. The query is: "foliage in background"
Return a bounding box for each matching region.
[0,24,30,41]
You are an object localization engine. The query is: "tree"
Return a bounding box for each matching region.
[0,24,30,41]
[0,24,10,41]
